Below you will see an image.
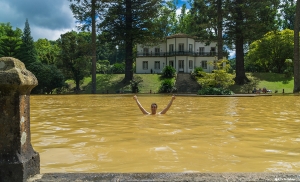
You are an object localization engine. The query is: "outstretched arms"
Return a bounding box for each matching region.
[159,95,175,114]
[133,95,150,114]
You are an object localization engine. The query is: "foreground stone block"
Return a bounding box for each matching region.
[0,57,40,182]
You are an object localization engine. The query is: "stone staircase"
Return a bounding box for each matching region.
[175,73,201,94]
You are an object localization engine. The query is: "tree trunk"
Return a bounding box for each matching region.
[294,0,300,93]
[91,0,97,94]
[234,0,248,85]
[217,0,223,60]
[124,0,133,83]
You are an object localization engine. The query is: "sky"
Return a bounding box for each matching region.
[0,0,190,41]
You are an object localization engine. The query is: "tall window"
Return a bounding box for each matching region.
[169,60,174,67]
[210,47,216,55]
[169,44,174,54]
[199,47,204,55]
[189,60,193,69]
[201,60,207,69]
[179,43,184,52]
[189,44,193,52]
[155,48,160,56]
[143,48,149,56]
[143,61,148,69]
[155,61,160,69]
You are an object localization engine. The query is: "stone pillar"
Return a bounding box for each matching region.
[0,57,40,182]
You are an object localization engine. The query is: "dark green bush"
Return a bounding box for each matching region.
[191,67,204,80]
[130,75,143,93]
[159,79,175,93]
[198,87,233,95]
[162,66,176,78]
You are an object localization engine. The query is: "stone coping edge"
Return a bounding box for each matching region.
[28,172,300,182]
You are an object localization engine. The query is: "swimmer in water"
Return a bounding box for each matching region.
[133,95,175,115]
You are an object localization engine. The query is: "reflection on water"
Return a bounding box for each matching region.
[30,95,300,173]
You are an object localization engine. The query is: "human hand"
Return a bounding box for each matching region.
[133,95,138,100]
[172,94,175,100]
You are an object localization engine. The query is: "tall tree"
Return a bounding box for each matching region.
[17,19,38,66]
[101,0,162,83]
[223,0,280,84]
[294,0,300,92]
[69,0,104,94]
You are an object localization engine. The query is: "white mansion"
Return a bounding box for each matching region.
[136,33,225,74]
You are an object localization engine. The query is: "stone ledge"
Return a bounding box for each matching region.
[28,173,300,182]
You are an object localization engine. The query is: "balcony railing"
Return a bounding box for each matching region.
[137,51,218,57]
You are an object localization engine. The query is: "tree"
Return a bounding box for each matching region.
[57,31,92,92]
[35,38,60,65]
[223,0,280,84]
[294,0,300,92]
[69,0,104,94]
[246,29,294,73]
[17,19,38,66]
[0,24,22,58]
[280,0,297,30]
[28,62,65,94]
[101,0,162,83]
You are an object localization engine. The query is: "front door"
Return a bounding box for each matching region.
[179,60,184,72]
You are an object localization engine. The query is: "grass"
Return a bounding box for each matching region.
[229,72,294,94]
[66,72,295,94]
[66,74,163,94]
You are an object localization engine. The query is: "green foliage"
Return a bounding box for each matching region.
[191,67,204,80]
[159,79,175,93]
[240,77,260,94]
[245,29,294,73]
[110,62,125,74]
[35,38,60,65]
[27,62,65,94]
[57,31,92,91]
[17,19,38,66]
[0,26,22,58]
[130,75,143,93]
[162,65,176,78]
[284,59,293,78]
[196,61,235,89]
[198,87,232,95]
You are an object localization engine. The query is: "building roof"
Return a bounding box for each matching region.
[166,33,197,39]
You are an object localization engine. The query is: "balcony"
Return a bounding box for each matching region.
[137,51,218,57]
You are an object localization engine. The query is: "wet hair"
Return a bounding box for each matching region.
[151,103,157,108]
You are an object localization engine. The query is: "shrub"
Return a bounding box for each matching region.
[198,87,232,95]
[110,62,125,74]
[191,67,204,80]
[162,66,176,78]
[240,77,260,93]
[159,79,175,93]
[130,75,143,93]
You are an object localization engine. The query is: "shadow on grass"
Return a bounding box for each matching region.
[250,72,292,84]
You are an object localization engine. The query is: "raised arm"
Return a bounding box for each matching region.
[133,95,150,114]
[159,95,175,114]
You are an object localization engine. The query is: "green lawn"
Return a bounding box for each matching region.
[66,74,163,94]
[66,72,295,94]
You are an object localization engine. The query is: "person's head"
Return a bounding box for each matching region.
[151,103,157,114]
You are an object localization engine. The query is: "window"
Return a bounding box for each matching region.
[155,48,160,56]
[143,61,148,70]
[189,44,193,52]
[179,43,184,52]
[143,48,149,56]
[189,60,193,69]
[199,47,204,55]
[169,60,174,67]
[210,47,216,55]
[169,44,174,53]
[154,61,160,69]
[201,60,207,69]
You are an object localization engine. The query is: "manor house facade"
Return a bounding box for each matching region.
[135,33,225,74]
